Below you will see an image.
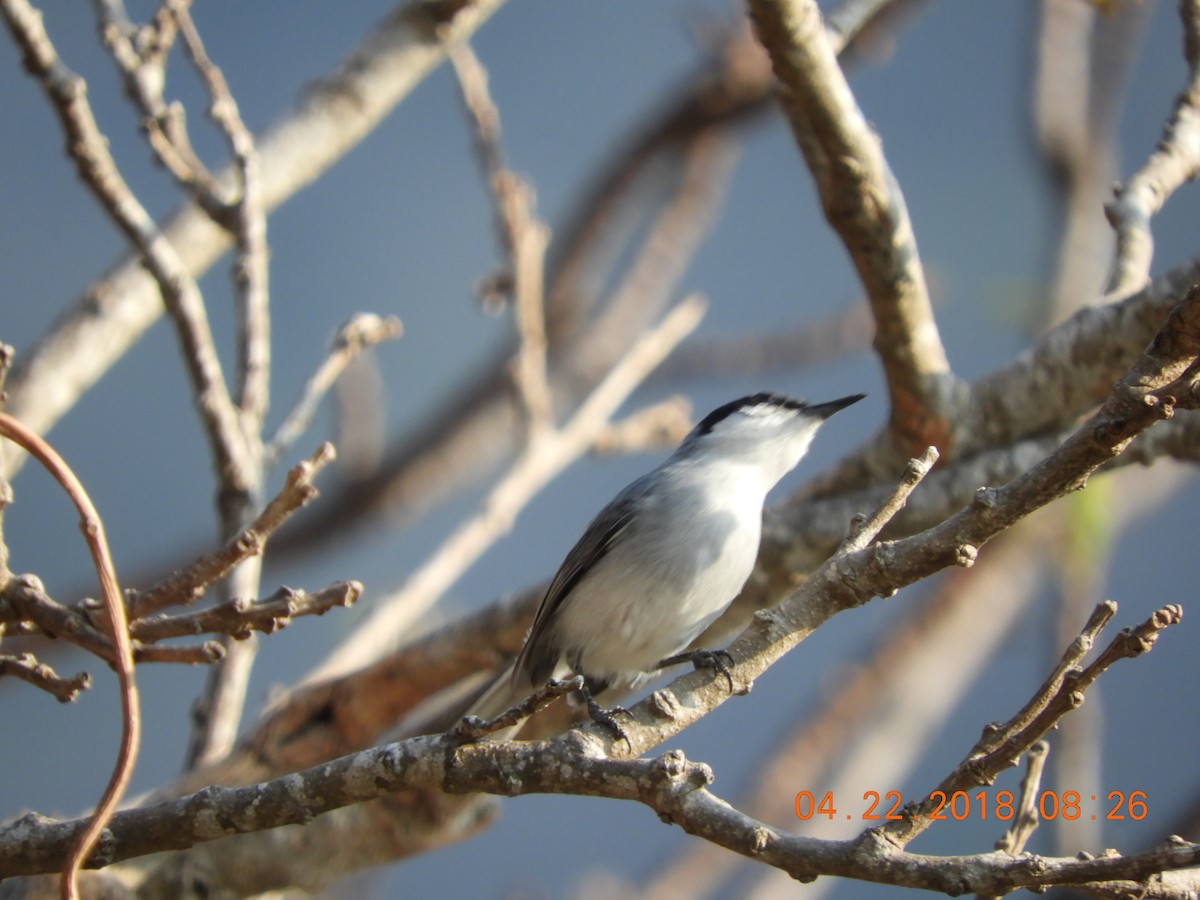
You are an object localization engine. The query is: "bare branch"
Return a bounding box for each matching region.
[882,604,1182,848]
[131,581,361,643]
[993,740,1050,858]
[265,316,402,468]
[2,0,253,491]
[3,727,1197,895]
[447,40,553,433]
[129,443,337,619]
[1106,0,1200,296]
[746,0,953,453]
[0,652,90,702]
[0,0,509,481]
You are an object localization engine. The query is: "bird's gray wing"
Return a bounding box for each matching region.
[513,481,646,687]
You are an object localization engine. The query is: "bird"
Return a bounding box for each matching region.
[465,391,865,737]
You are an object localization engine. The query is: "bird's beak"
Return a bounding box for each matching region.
[807,393,866,420]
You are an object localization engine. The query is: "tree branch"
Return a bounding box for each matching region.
[264,316,402,468]
[0,0,509,481]
[130,580,361,644]
[746,0,953,454]
[128,443,336,619]
[881,603,1182,847]
[0,652,90,703]
[1106,0,1200,296]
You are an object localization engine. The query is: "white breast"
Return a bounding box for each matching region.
[546,458,767,686]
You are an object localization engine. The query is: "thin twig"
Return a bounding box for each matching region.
[0,412,138,900]
[92,0,233,222]
[993,740,1050,858]
[881,604,1182,848]
[0,652,91,702]
[985,601,1117,746]
[746,0,953,453]
[448,40,553,434]
[841,445,938,551]
[1,0,508,484]
[169,1,272,432]
[131,580,361,643]
[3,0,254,488]
[1106,0,1200,296]
[129,443,337,619]
[449,675,583,742]
[133,641,224,665]
[265,316,402,468]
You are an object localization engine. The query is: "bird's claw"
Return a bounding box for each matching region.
[657,648,736,692]
[585,696,631,743]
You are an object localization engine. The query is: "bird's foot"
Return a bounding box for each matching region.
[657,648,735,692]
[571,680,631,744]
[585,696,631,743]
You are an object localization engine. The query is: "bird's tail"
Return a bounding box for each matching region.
[459,662,534,741]
[465,662,526,721]
[391,662,527,742]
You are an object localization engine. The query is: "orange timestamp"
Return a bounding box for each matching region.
[794,789,1149,822]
